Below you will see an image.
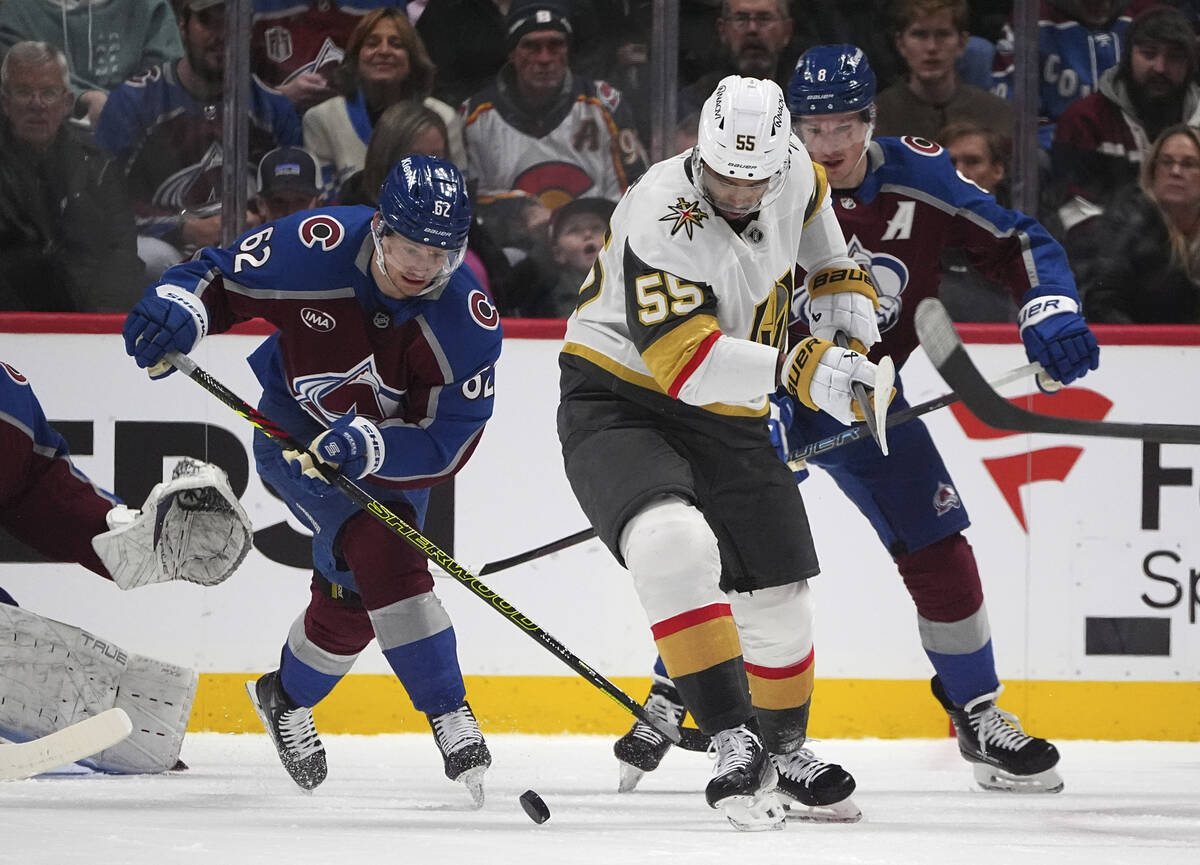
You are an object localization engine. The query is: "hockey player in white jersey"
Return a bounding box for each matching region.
[557,76,891,829]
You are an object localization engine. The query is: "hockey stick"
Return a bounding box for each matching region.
[473,360,1047,574]
[914,298,1200,443]
[0,708,132,781]
[479,527,598,575]
[161,351,708,750]
[785,360,1044,464]
[835,331,894,456]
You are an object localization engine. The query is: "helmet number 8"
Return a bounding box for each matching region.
[736,134,756,151]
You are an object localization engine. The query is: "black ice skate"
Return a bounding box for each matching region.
[772,747,862,822]
[613,679,687,792]
[932,676,1063,793]
[705,724,786,831]
[428,701,491,808]
[245,671,327,791]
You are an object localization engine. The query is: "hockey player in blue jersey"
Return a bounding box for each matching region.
[121,154,503,805]
[615,46,1101,802]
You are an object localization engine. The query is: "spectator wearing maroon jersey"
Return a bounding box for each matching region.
[301,7,463,199]
[875,0,1012,146]
[1079,123,1200,323]
[1051,5,1200,258]
[251,0,408,113]
[1056,5,1195,262]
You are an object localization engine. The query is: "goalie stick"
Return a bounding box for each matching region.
[161,351,710,752]
[915,298,1200,443]
[0,708,133,781]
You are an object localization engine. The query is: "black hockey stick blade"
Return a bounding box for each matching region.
[161,351,686,745]
[915,298,1200,443]
[479,527,597,575]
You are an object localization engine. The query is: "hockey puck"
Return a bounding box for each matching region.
[519,789,550,824]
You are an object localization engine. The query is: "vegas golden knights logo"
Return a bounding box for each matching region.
[749,270,793,349]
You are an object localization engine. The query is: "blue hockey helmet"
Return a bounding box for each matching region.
[375,154,472,294]
[378,154,472,249]
[787,45,877,117]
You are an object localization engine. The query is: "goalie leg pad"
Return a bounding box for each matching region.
[0,604,196,774]
[93,458,253,590]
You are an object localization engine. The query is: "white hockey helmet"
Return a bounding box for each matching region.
[691,75,792,218]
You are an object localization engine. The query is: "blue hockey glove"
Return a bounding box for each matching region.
[1018,295,1100,387]
[283,413,385,496]
[767,392,809,483]
[122,288,207,379]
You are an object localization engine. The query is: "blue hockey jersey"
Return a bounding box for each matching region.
[792,136,1080,369]
[991,0,1157,150]
[151,206,502,492]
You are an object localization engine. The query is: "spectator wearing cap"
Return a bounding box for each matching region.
[459,0,647,259]
[493,195,615,318]
[0,0,183,128]
[93,0,300,278]
[254,146,321,222]
[1051,4,1200,262]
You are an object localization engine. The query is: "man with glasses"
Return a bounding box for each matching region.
[679,0,797,119]
[121,154,502,806]
[0,40,142,312]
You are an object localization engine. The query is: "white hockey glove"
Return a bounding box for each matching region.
[780,336,895,426]
[806,266,881,353]
[92,458,253,590]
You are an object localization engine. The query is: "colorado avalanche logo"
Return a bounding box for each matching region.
[298,215,344,251]
[901,136,943,157]
[469,289,500,330]
[792,234,908,334]
[1,362,28,385]
[292,357,405,424]
[933,481,962,516]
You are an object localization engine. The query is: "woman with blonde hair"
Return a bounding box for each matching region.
[337,102,449,206]
[1079,123,1200,323]
[302,8,464,198]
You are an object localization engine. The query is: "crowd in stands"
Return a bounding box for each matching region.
[1,0,1199,323]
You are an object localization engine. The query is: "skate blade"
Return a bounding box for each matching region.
[783,795,863,823]
[617,761,645,793]
[459,765,486,809]
[717,791,787,832]
[972,763,1064,794]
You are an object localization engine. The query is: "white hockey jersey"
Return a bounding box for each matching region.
[561,141,856,418]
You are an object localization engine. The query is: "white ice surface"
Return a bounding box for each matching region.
[2,735,1198,865]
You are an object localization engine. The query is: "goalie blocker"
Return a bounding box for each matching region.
[92,458,253,590]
